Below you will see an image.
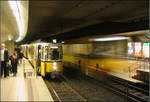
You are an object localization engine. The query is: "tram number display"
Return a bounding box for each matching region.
[143,42,150,58]
[134,42,142,57]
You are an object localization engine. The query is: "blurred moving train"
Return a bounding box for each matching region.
[21,42,63,78]
[63,53,149,83]
[62,39,150,83]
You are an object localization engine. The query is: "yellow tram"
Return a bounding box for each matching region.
[21,42,63,78]
[40,43,63,78]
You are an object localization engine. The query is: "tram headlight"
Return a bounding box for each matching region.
[53,62,57,70]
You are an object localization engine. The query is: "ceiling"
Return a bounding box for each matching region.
[1,1,28,43]
[63,30,150,44]
[1,1,19,43]
[15,0,149,44]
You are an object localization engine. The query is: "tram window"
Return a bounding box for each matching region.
[51,49,59,60]
[38,45,42,59]
[41,47,44,60]
[47,47,51,60]
[45,46,48,60]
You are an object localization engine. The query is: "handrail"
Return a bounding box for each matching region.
[23,56,34,69]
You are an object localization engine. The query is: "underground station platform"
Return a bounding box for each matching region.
[1,59,53,101]
[1,0,149,102]
[1,59,149,102]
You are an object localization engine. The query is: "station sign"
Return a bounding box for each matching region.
[143,42,150,58]
[134,42,142,57]
[128,42,134,56]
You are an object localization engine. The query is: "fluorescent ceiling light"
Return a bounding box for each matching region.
[61,41,65,43]
[8,1,25,42]
[50,46,58,49]
[34,42,43,46]
[8,37,11,41]
[22,44,29,46]
[53,39,57,43]
[90,36,129,41]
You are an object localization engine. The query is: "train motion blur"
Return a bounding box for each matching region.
[62,35,150,83]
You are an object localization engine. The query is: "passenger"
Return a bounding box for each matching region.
[10,50,18,76]
[1,43,9,78]
[18,50,24,64]
[6,60,12,77]
[8,57,13,74]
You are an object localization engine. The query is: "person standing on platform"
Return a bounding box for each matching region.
[1,43,9,78]
[10,50,18,76]
[19,50,24,64]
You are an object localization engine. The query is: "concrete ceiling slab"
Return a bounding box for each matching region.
[18,0,149,44]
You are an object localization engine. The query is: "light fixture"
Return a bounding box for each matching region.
[22,44,29,46]
[50,46,58,49]
[53,62,57,70]
[8,1,24,42]
[53,39,57,43]
[34,43,43,46]
[61,41,65,43]
[8,37,11,41]
[145,31,150,39]
[90,36,129,41]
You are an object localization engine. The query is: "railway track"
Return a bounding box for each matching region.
[44,70,149,102]
[44,76,87,102]
[63,68,149,102]
[102,75,149,102]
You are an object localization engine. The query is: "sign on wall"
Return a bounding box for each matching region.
[134,42,142,57]
[143,42,150,58]
[128,42,134,56]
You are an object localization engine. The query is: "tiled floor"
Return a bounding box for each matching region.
[1,59,53,101]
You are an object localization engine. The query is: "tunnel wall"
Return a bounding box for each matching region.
[5,40,15,55]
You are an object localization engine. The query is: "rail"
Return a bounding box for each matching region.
[63,61,149,102]
[105,75,149,102]
[23,56,34,69]
[44,77,87,101]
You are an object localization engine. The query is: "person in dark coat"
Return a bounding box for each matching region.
[10,50,18,76]
[19,50,24,64]
[1,43,9,78]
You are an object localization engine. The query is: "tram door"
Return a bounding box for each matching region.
[36,45,42,74]
[38,45,42,68]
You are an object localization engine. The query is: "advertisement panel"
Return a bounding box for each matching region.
[134,42,142,57]
[128,42,134,56]
[143,42,150,58]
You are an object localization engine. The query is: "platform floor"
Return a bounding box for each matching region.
[110,59,149,84]
[1,59,53,101]
[137,69,149,73]
[110,72,143,83]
